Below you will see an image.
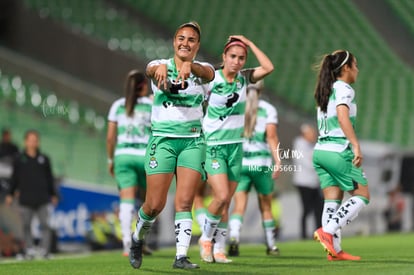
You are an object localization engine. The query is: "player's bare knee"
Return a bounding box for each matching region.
[175,201,193,212]
[353,184,370,201]
[144,203,164,217]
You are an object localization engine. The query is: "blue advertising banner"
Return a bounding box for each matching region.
[52,181,119,242]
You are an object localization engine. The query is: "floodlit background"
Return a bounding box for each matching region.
[0,0,413,251]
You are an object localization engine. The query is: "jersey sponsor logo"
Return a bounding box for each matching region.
[162,101,192,108]
[225,93,240,107]
[149,157,158,169]
[169,80,189,94]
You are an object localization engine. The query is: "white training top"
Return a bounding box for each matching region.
[242,99,278,167]
[107,96,152,156]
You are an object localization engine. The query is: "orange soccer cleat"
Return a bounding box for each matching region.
[327,251,361,261]
[313,227,338,257]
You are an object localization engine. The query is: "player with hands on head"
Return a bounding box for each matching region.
[199,34,274,264]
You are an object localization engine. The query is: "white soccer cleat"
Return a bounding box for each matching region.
[213,252,233,263]
[199,239,213,263]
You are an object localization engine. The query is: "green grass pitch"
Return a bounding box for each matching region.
[1,233,413,274]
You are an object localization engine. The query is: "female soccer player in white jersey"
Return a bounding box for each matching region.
[106,70,152,257]
[313,50,370,261]
[129,22,215,270]
[199,35,274,263]
[228,80,281,257]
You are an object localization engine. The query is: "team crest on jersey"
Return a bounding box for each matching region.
[236,79,242,89]
[211,160,220,169]
[149,157,158,169]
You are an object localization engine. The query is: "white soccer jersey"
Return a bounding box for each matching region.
[107,97,152,156]
[148,58,214,138]
[314,80,357,152]
[203,68,253,145]
[242,100,278,167]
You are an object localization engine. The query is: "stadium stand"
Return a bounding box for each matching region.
[4,0,414,189]
[0,66,112,185]
[22,0,173,60]
[118,0,414,148]
[387,0,414,35]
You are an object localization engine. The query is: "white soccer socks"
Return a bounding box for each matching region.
[119,201,135,251]
[324,196,369,235]
[175,212,193,258]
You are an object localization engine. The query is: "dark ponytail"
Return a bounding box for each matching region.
[314,50,353,112]
[125,70,146,117]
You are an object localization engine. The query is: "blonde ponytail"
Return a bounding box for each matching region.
[244,80,263,138]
